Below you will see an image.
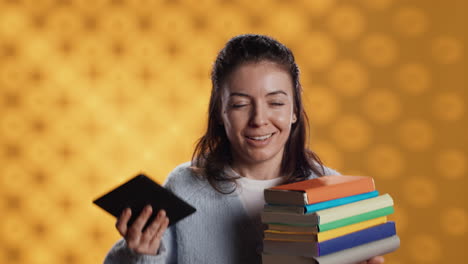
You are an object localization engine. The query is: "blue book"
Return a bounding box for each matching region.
[263,221,396,257]
[319,221,396,256]
[304,191,379,214]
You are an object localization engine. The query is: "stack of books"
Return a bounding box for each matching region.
[261,175,400,264]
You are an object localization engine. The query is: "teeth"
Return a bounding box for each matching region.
[248,133,273,141]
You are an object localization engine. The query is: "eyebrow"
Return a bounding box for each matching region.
[229,90,288,97]
[229,92,250,98]
[266,90,288,96]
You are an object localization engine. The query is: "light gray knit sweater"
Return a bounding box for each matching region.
[104,162,339,264]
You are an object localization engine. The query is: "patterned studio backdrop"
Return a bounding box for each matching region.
[0,0,466,263]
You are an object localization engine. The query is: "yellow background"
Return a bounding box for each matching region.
[0,0,466,263]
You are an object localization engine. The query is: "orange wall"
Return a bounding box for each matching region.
[0,0,466,263]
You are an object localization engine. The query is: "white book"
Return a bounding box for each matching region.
[318,194,393,223]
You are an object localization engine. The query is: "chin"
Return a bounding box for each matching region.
[245,151,281,164]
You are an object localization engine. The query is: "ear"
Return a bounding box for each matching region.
[292,113,297,124]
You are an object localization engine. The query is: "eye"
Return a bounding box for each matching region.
[270,101,285,106]
[231,103,249,108]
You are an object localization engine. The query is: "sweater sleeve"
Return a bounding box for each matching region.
[103,221,176,264]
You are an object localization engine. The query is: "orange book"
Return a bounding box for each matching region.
[264,175,375,206]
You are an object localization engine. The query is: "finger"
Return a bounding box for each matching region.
[126,205,153,247]
[130,205,153,233]
[116,208,131,237]
[368,256,385,264]
[140,210,165,244]
[150,214,169,246]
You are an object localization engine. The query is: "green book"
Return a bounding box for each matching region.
[319,206,394,231]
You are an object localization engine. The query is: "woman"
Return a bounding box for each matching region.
[104,34,384,264]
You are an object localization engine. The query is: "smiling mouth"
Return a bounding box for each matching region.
[246,133,275,141]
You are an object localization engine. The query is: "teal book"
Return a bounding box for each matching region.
[305,191,379,213]
[264,191,379,215]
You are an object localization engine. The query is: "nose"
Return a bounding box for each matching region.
[249,103,268,127]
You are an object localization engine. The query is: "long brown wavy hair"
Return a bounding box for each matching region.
[192,34,325,193]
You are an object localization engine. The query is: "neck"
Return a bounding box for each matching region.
[230,159,283,180]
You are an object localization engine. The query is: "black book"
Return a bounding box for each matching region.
[93,174,196,228]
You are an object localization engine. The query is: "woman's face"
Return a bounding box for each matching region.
[220,61,297,167]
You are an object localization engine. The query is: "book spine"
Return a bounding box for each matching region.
[318,222,396,256]
[263,240,318,257]
[266,224,319,233]
[261,211,319,226]
[264,204,305,214]
[262,253,316,264]
[264,189,308,206]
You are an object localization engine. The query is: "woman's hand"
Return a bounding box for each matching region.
[357,256,384,264]
[116,205,170,255]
